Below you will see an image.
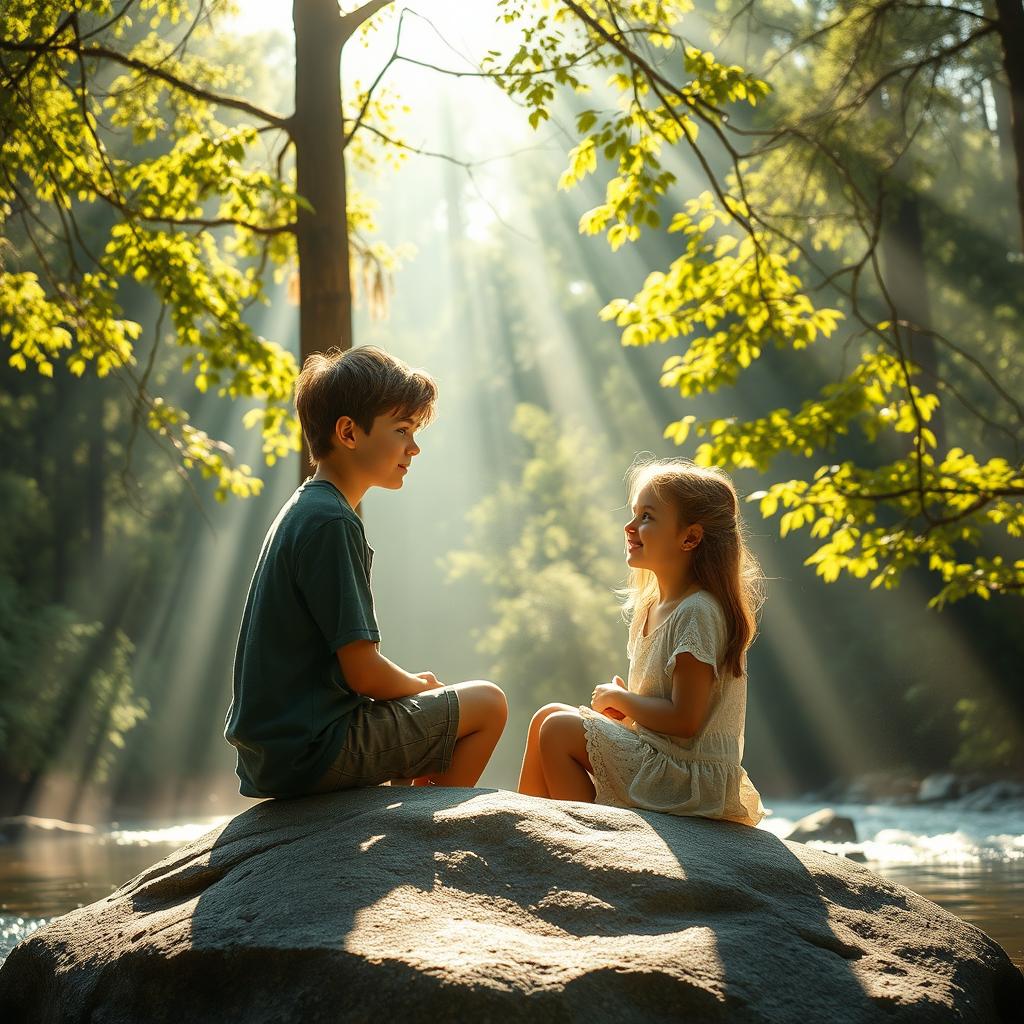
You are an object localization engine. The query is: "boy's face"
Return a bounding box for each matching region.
[350,409,422,489]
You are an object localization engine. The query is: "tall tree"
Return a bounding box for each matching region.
[1,0,402,488]
[992,0,1024,243]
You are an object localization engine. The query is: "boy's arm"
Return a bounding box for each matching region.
[337,641,438,700]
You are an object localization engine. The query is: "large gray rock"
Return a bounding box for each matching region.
[0,787,1020,1023]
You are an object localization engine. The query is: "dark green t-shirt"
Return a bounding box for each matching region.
[224,479,378,797]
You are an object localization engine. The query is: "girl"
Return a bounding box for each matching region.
[517,458,766,826]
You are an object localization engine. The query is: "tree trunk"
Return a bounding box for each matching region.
[291,1,393,481]
[87,387,104,575]
[881,189,946,453]
[983,3,1018,196]
[293,0,352,478]
[68,651,126,815]
[51,368,71,604]
[993,0,1024,248]
[868,79,946,454]
[992,78,1018,194]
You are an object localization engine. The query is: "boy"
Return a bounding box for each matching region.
[224,345,507,798]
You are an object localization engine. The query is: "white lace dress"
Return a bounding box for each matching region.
[579,590,765,826]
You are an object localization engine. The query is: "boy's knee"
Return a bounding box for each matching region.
[460,680,508,726]
[482,680,508,721]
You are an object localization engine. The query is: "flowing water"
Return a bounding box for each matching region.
[761,799,1024,972]
[2,799,1022,969]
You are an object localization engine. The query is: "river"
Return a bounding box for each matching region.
[2,797,1022,969]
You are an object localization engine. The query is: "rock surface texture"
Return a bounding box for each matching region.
[0,787,1021,1023]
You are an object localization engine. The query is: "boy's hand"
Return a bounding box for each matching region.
[415,671,443,689]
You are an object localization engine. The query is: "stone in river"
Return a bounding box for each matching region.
[954,780,1024,812]
[784,807,858,844]
[1,787,1021,1023]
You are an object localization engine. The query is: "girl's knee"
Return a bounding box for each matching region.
[538,710,579,752]
[532,702,574,726]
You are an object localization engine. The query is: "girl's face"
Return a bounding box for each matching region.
[624,481,695,571]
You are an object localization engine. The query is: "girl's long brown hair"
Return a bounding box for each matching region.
[621,458,765,678]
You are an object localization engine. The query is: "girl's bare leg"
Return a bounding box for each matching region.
[414,681,507,788]
[539,710,595,802]
[518,703,576,797]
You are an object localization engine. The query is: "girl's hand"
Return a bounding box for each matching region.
[415,671,443,688]
[600,675,628,718]
[592,681,626,720]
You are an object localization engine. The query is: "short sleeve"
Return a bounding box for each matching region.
[294,518,380,651]
[664,597,725,680]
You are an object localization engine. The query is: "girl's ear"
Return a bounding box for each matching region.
[681,523,704,550]
[335,416,358,450]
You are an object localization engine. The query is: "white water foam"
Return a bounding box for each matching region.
[104,818,228,847]
[760,799,1024,865]
[1,915,49,964]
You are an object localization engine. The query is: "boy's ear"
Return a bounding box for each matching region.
[334,416,359,450]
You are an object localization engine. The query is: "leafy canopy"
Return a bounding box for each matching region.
[490,0,1023,606]
[1,0,406,499]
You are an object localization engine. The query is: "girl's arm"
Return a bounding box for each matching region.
[591,653,715,738]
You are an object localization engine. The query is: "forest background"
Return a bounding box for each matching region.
[1,0,1022,823]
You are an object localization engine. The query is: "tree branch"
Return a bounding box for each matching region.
[343,5,406,148]
[339,0,394,43]
[0,38,291,129]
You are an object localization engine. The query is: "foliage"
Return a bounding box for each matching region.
[0,0,407,500]
[0,294,206,799]
[6,1,1019,603]
[491,0,1024,605]
[0,470,147,785]
[952,695,1024,775]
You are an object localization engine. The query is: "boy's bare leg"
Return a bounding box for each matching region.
[416,681,507,788]
[518,703,576,797]
[539,710,595,802]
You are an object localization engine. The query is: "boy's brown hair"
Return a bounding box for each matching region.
[294,346,437,464]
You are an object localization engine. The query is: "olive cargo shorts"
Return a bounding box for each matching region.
[313,688,460,791]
